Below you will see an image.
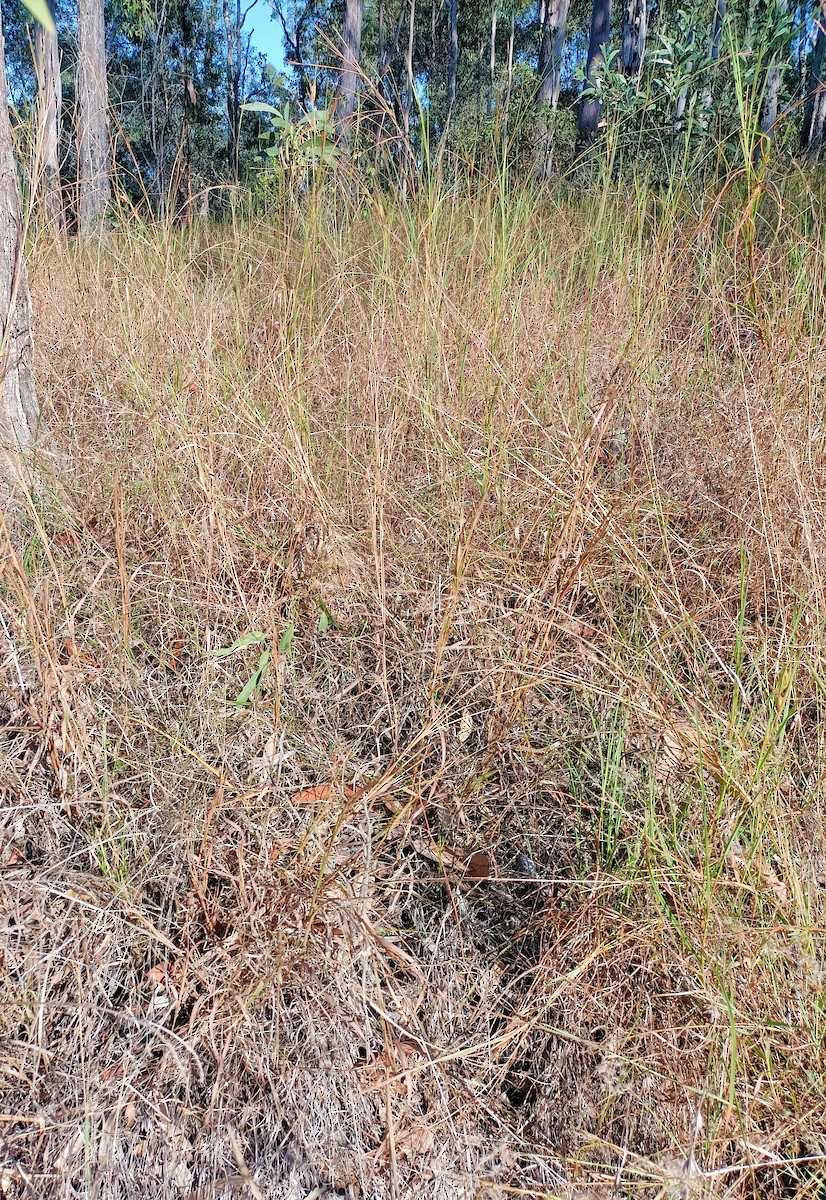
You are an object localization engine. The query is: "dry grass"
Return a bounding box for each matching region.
[2,176,826,1198]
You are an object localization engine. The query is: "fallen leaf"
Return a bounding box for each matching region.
[145,963,169,986]
[374,1118,435,1163]
[465,850,491,879]
[290,783,365,806]
[61,638,100,667]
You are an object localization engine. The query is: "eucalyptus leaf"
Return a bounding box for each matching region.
[242,101,281,115]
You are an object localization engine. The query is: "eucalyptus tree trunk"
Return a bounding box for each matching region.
[223,0,241,179]
[536,0,569,177]
[273,0,310,108]
[223,0,256,179]
[403,0,415,138]
[710,0,725,61]
[448,0,459,108]
[376,0,405,145]
[430,0,436,70]
[487,5,496,117]
[33,25,64,235]
[760,0,789,150]
[578,0,612,143]
[620,0,647,78]
[0,7,38,456]
[77,0,111,232]
[337,0,364,139]
[145,10,171,219]
[802,0,826,156]
[502,9,515,139]
[538,0,570,107]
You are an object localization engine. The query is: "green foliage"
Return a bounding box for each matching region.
[243,101,338,189]
[2,0,822,220]
[117,0,153,39]
[575,0,800,182]
[212,630,272,706]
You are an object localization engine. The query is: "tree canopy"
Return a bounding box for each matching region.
[0,0,824,221]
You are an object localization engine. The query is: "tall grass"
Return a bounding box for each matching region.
[2,171,826,1198]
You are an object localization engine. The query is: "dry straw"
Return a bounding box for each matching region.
[2,173,826,1197]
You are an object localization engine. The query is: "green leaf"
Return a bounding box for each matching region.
[20,0,56,33]
[278,623,295,654]
[235,649,271,706]
[317,599,338,632]
[242,102,281,116]
[211,631,267,659]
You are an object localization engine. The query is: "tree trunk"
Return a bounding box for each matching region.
[273,0,310,109]
[578,0,612,143]
[476,34,483,116]
[709,0,725,63]
[223,0,240,179]
[538,0,570,107]
[487,5,496,117]
[803,0,826,156]
[503,9,515,140]
[760,0,789,150]
[0,7,38,456]
[33,25,64,235]
[222,0,254,179]
[430,0,436,73]
[403,0,415,138]
[145,10,170,219]
[536,0,569,177]
[620,0,647,78]
[337,0,364,138]
[448,0,459,108]
[181,0,195,222]
[376,0,404,144]
[77,0,111,232]
[796,2,809,111]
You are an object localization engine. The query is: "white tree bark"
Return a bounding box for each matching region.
[77,0,111,232]
[403,0,415,139]
[502,9,514,139]
[803,4,826,157]
[538,0,570,108]
[760,0,788,151]
[487,5,496,117]
[447,0,459,107]
[620,0,647,80]
[0,7,38,455]
[337,0,364,139]
[34,25,64,234]
[579,0,612,142]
